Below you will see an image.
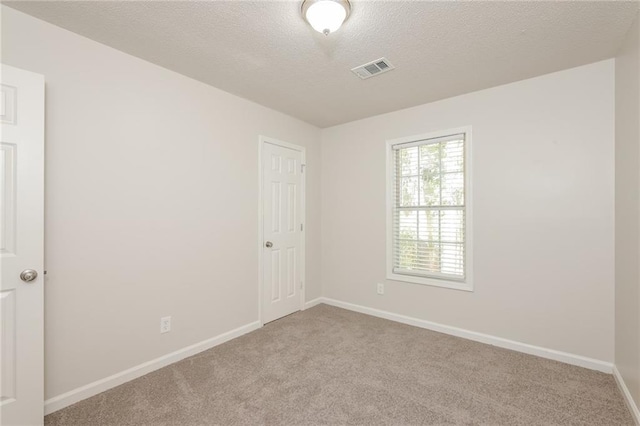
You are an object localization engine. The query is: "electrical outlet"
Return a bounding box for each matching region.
[377,283,384,295]
[160,316,171,334]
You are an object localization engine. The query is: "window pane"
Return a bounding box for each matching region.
[398,147,419,176]
[398,210,417,240]
[420,144,440,206]
[398,240,417,270]
[441,172,464,206]
[442,140,464,173]
[399,176,419,207]
[440,210,464,243]
[416,241,441,272]
[441,243,464,276]
[418,210,439,242]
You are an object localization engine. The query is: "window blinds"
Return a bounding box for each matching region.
[392,134,466,281]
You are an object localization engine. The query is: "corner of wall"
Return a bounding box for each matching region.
[614,7,640,421]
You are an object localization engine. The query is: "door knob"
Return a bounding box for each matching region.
[20,269,38,283]
[265,241,273,248]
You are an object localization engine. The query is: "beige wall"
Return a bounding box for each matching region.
[321,60,616,362]
[615,10,640,408]
[1,6,322,400]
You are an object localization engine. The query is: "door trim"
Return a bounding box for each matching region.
[257,135,306,326]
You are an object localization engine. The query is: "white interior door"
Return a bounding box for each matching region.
[262,140,304,324]
[0,65,45,425]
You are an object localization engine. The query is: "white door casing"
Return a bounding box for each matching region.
[260,137,304,324]
[0,65,45,425]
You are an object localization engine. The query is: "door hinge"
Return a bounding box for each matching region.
[300,223,303,231]
[301,164,306,173]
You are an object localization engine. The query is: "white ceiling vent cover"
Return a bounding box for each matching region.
[351,58,395,80]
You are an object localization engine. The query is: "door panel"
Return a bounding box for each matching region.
[0,143,16,256]
[262,142,303,324]
[0,65,45,426]
[1,290,16,403]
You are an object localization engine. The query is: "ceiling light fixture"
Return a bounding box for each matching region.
[302,0,351,36]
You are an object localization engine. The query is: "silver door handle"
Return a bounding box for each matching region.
[20,269,38,283]
[265,241,273,248]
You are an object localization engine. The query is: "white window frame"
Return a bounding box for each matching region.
[386,126,473,292]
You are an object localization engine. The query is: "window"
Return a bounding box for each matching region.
[386,128,472,291]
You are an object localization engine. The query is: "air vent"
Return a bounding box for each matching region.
[351,58,395,80]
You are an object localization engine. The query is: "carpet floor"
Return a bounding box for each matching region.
[45,304,634,426]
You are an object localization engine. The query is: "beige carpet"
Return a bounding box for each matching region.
[45,304,633,426]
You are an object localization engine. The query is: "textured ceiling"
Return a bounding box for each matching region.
[4,0,639,128]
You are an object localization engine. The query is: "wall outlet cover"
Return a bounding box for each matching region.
[160,316,171,334]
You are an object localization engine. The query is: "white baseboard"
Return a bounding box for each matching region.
[304,297,324,310]
[614,365,640,425]
[319,297,613,374]
[44,321,261,415]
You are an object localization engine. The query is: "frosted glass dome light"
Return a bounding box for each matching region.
[302,0,351,36]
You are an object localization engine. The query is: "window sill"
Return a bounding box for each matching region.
[386,272,473,292]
